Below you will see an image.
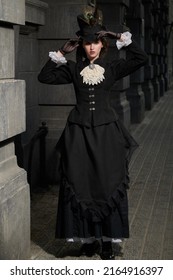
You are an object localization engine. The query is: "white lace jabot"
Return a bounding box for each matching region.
[80,63,105,85]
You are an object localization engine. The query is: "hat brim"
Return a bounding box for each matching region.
[76,24,106,43]
[79,33,99,43]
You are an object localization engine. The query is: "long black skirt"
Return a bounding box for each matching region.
[55,119,138,240]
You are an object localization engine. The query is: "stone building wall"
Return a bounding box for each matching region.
[0,0,48,260]
[0,0,30,259]
[168,0,173,87]
[15,0,48,189]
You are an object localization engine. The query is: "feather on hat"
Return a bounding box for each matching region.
[76,1,106,42]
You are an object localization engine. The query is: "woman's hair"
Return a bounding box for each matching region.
[76,37,108,62]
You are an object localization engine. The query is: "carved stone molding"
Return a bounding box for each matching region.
[25,0,48,25]
[0,0,25,25]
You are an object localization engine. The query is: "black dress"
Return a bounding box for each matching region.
[38,41,148,241]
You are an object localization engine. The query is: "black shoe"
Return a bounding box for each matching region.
[80,240,100,257]
[100,241,115,260]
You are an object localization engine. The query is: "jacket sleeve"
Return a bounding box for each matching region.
[38,59,74,85]
[111,41,148,81]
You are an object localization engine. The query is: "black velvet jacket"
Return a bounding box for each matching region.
[38,41,148,127]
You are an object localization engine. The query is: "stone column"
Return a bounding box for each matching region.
[14,0,48,190]
[126,0,146,123]
[160,0,169,91]
[0,0,30,259]
[167,0,173,88]
[151,0,161,101]
[156,0,165,97]
[98,0,131,128]
[142,0,154,110]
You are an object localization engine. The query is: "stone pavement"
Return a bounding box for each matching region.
[30,89,173,260]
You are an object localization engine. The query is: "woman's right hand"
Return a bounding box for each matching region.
[59,38,80,55]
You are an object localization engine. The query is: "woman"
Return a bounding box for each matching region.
[38,6,148,260]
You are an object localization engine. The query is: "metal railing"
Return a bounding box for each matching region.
[27,122,48,193]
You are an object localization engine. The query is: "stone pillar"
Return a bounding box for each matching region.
[14,0,48,190]
[126,0,145,123]
[0,0,30,259]
[167,0,173,88]
[151,0,161,101]
[160,0,169,91]
[142,0,154,110]
[98,0,131,128]
[156,0,165,97]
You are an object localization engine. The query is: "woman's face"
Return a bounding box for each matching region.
[82,40,103,62]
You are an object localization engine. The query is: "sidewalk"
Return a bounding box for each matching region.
[30,89,173,260]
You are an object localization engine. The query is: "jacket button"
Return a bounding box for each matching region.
[89,107,96,111]
[89,88,94,91]
[89,101,95,104]
[89,94,95,98]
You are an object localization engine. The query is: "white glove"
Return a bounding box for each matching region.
[116,31,132,50]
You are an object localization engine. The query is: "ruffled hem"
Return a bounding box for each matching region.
[66,237,123,243]
[61,175,129,223]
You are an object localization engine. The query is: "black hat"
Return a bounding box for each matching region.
[76,23,106,43]
[76,4,106,42]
